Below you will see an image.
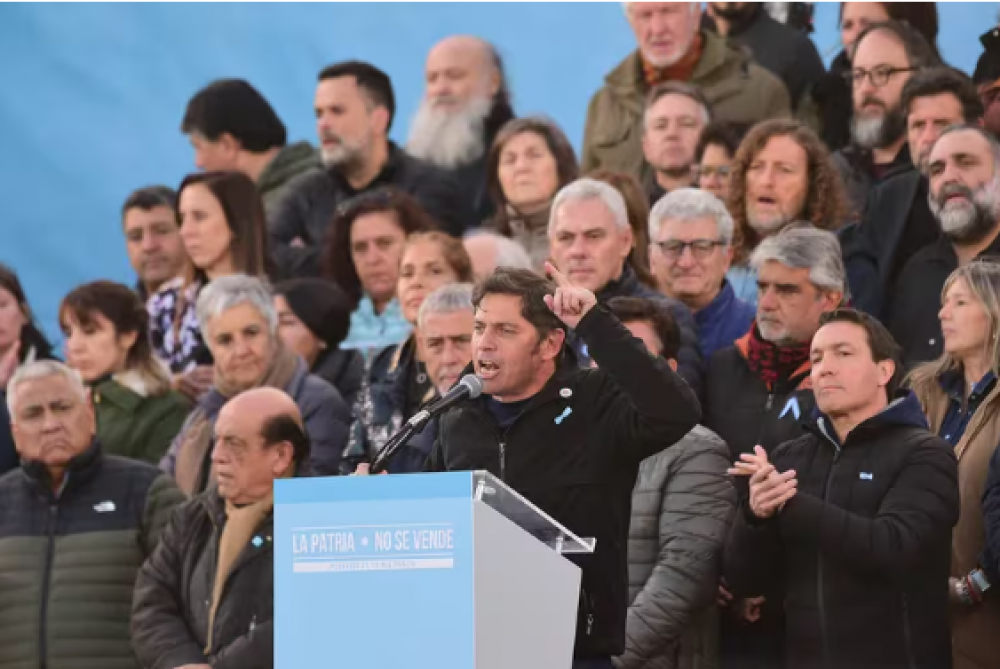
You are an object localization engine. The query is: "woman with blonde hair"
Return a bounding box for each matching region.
[909,260,1000,669]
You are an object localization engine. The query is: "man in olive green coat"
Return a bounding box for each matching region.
[0,361,183,669]
[582,2,791,180]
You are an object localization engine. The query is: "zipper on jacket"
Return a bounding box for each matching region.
[499,440,506,481]
[764,393,774,412]
[581,588,594,636]
[901,594,917,669]
[39,503,58,669]
[817,438,841,669]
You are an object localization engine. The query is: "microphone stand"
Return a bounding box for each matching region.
[369,408,434,474]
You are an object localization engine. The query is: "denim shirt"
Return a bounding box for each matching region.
[340,296,412,355]
[726,264,758,308]
[938,369,998,446]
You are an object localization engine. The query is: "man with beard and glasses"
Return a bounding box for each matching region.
[703,2,826,112]
[844,67,983,318]
[641,82,710,204]
[833,20,941,219]
[269,61,473,278]
[407,36,515,225]
[888,125,1000,368]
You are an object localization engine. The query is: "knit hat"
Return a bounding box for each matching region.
[275,279,352,349]
[975,26,1000,86]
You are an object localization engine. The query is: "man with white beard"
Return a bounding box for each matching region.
[832,20,941,219]
[888,125,1000,367]
[408,36,515,225]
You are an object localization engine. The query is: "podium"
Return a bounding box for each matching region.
[274,471,596,669]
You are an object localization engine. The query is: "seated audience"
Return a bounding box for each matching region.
[181,78,319,209]
[604,296,735,669]
[888,125,1000,367]
[641,82,711,203]
[274,278,363,409]
[909,261,1000,669]
[0,264,56,475]
[149,171,272,405]
[343,232,473,472]
[487,116,579,270]
[726,119,849,305]
[407,35,515,223]
[61,281,190,463]
[548,178,704,394]
[462,229,535,282]
[269,61,472,276]
[324,188,436,353]
[706,225,844,669]
[725,309,958,669]
[133,387,307,669]
[832,20,942,218]
[160,275,350,495]
[693,122,738,203]
[0,360,183,668]
[844,66,983,317]
[582,2,790,178]
[589,169,658,291]
[121,186,187,302]
[649,188,754,358]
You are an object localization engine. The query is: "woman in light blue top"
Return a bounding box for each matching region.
[324,188,437,355]
[725,119,849,307]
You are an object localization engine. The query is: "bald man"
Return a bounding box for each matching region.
[408,34,516,223]
[132,387,309,669]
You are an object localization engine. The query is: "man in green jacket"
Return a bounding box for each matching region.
[0,360,184,669]
[182,78,319,210]
[582,2,790,180]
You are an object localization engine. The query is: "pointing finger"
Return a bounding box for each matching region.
[544,261,573,288]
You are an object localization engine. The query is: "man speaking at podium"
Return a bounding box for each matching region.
[425,264,702,668]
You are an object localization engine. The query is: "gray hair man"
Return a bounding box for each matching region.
[704,225,844,667]
[887,124,1000,366]
[649,188,754,358]
[408,35,515,222]
[462,229,534,282]
[548,178,706,394]
[417,283,476,396]
[161,274,351,494]
[642,83,711,203]
[0,360,183,668]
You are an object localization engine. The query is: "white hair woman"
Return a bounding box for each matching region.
[909,261,1000,669]
[160,274,350,494]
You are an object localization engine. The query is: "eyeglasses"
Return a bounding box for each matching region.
[692,165,732,180]
[844,65,915,88]
[654,239,725,260]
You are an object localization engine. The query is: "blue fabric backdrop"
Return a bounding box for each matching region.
[0,2,995,346]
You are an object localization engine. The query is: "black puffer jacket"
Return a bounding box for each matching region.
[428,306,701,659]
[268,142,474,277]
[724,392,959,669]
[131,489,275,669]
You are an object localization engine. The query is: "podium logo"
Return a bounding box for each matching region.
[291,523,456,574]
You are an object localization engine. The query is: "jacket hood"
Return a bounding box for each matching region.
[813,390,929,446]
[259,141,319,191]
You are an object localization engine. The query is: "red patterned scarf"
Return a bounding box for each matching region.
[743,323,812,388]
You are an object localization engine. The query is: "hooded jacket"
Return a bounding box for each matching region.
[581,31,790,179]
[258,141,320,211]
[427,305,701,659]
[725,392,959,669]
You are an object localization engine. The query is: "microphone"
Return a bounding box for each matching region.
[369,374,483,474]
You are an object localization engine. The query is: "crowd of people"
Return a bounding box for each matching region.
[3,2,1000,668]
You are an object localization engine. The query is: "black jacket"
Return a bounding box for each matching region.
[725,392,959,669]
[0,440,183,669]
[268,142,475,277]
[427,305,701,658]
[832,143,913,222]
[132,489,275,669]
[810,51,853,154]
[888,231,1000,368]
[589,264,704,397]
[703,6,826,110]
[842,170,939,318]
[311,347,364,410]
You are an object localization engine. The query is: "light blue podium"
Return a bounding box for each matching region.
[274,471,595,669]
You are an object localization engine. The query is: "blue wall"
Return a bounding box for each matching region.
[1,2,996,345]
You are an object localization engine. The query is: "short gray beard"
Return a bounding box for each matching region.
[930,176,1000,245]
[850,104,906,150]
[747,206,792,236]
[320,132,369,171]
[407,95,492,169]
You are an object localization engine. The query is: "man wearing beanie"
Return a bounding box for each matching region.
[975,25,1000,138]
[274,279,364,409]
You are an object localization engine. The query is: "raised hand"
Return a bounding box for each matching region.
[728,445,771,478]
[542,261,597,330]
[748,461,798,520]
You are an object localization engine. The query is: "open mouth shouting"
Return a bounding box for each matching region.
[477,360,501,380]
